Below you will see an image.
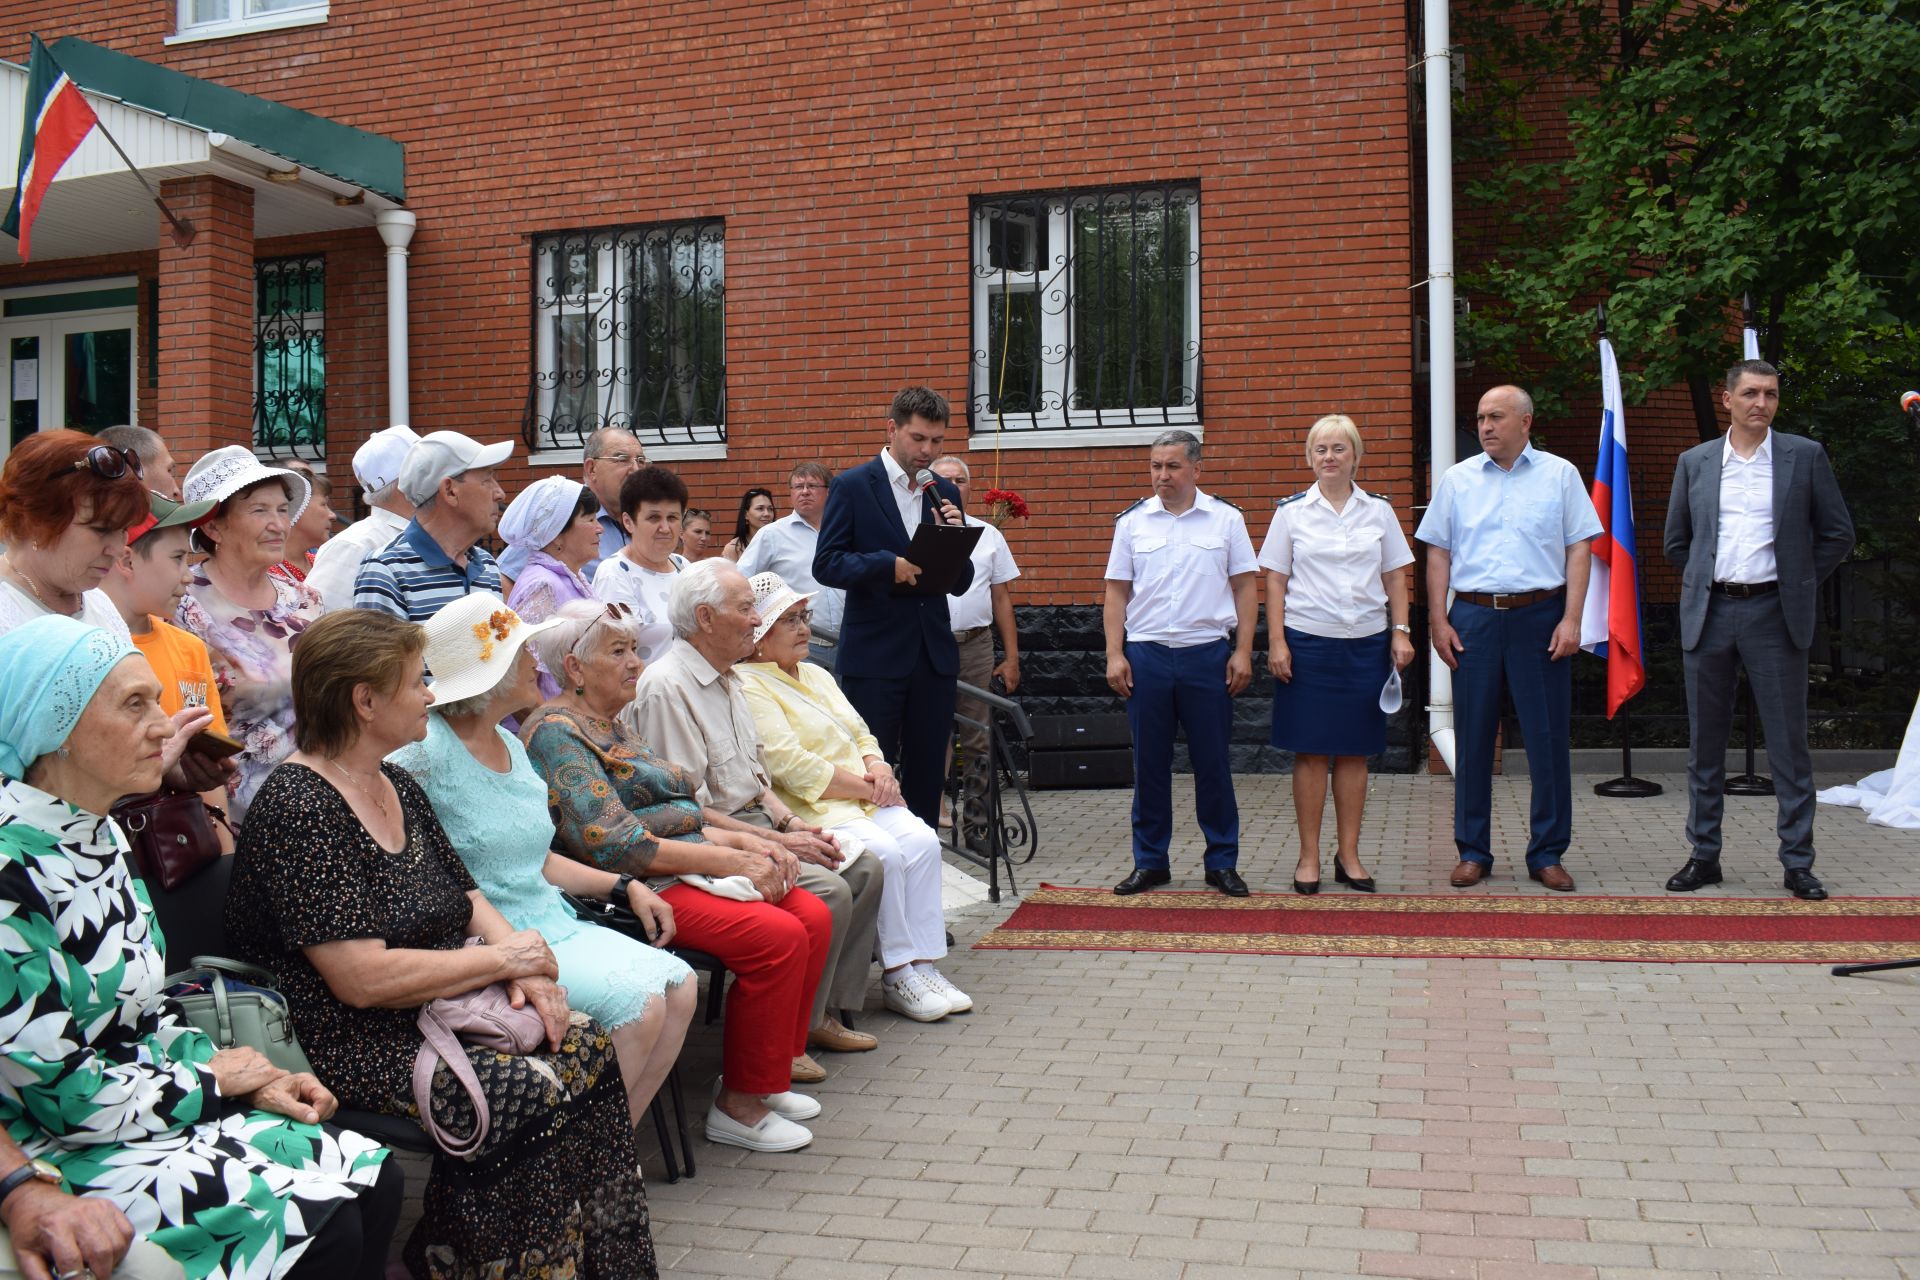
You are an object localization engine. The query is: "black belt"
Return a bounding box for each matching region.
[1455,588,1564,611]
[1712,581,1778,598]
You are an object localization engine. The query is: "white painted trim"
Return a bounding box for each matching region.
[167,4,328,45]
[964,424,1203,452]
[530,442,728,467]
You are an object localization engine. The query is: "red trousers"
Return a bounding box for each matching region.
[657,882,831,1095]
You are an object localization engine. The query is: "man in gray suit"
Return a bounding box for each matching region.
[1663,359,1855,900]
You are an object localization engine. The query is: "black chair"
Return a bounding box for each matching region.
[559,892,708,1182]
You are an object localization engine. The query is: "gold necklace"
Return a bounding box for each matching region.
[326,757,392,817]
[8,561,79,617]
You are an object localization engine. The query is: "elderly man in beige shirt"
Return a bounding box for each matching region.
[625,558,886,1069]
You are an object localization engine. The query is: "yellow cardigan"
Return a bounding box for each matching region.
[737,660,884,828]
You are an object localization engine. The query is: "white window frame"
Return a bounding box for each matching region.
[969,186,1202,449]
[169,0,329,45]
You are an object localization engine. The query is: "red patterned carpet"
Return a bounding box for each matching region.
[972,884,1920,963]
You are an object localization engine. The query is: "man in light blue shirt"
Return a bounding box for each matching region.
[1416,386,1601,892]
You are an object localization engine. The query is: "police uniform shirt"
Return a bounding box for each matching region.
[1104,489,1258,647]
[1414,445,1602,593]
[1258,485,1414,639]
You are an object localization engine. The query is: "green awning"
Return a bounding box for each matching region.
[50,37,404,201]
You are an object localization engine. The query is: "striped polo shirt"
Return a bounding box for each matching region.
[350,518,502,621]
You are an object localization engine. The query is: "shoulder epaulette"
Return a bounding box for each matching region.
[1216,496,1243,512]
[1114,497,1148,521]
[1275,492,1309,508]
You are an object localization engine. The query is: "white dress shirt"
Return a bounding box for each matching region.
[736,511,845,636]
[1713,431,1777,584]
[305,507,409,610]
[878,450,925,533]
[948,514,1020,632]
[1104,489,1258,647]
[1258,484,1414,639]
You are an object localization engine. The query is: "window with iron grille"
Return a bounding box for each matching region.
[524,219,726,453]
[969,183,1201,435]
[253,256,325,460]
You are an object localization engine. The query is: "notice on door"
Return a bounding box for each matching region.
[10,359,35,402]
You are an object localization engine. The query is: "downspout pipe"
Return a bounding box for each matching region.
[374,209,416,428]
[1421,0,1457,774]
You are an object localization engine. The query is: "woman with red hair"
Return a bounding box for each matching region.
[0,430,150,638]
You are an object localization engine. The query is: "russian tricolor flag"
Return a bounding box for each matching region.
[2,35,100,261]
[1579,336,1647,716]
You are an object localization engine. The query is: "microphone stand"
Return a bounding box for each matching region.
[1725,676,1774,795]
[1593,702,1662,797]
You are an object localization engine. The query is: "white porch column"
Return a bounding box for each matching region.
[374,209,416,427]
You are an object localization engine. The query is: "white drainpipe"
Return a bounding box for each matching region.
[1422,0,1457,774]
[374,209,417,427]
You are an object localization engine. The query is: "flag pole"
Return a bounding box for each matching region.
[1586,303,1662,798]
[85,107,195,247]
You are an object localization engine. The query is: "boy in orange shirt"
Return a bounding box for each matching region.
[101,492,236,845]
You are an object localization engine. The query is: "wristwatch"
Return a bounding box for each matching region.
[607,874,635,908]
[0,1158,62,1209]
[1391,623,1412,634]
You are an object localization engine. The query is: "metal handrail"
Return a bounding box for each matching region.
[945,678,1040,903]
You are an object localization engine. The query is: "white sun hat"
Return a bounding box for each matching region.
[419,591,568,706]
[182,445,312,524]
[398,430,514,506]
[747,571,815,646]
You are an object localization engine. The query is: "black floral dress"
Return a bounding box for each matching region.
[225,762,656,1280]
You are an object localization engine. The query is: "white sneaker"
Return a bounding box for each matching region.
[883,970,951,1022]
[703,1103,813,1152]
[919,967,973,1013]
[764,1090,821,1120]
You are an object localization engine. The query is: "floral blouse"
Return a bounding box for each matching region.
[518,704,707,887]
[0,776,387,1279]
[176,567,325,822]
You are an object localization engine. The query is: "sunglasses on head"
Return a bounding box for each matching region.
[570,600,634,658]
[72,445,144,481]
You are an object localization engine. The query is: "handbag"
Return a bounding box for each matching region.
[163,955,313,1076]
[410,948,552,1158]
[111,790,231,892]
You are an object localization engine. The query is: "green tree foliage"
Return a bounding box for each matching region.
[1456,0,1920,437]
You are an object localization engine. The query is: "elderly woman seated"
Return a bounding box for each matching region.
[0,616,401,1280]
[389,592,695,1122]
[223,609,658,1279]
[518,599,833,1153]
[739,573,973,1021]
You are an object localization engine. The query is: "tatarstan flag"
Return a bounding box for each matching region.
[3,35,100,261]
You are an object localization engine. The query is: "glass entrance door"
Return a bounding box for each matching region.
[0,287,137,456]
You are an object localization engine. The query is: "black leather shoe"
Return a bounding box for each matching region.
[1785,869,1829,901]
[1206,868,1250,897]
[1334,858,1376,893]
[1665,858,1724,892]
[1113,868,1172,896]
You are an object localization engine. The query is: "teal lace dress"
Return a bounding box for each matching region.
[390,716,688,1028]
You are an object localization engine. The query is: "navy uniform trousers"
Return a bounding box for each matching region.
[1449,594,1574,871]
[1125,637,1239,873]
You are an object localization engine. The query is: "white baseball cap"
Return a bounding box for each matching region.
[352,424,420,495]
[397,430,514,505]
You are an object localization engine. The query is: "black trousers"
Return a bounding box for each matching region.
[283,1153,406,1280]
[842,655,957,829]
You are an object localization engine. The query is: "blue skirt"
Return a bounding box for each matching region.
[1270,627,1391,756]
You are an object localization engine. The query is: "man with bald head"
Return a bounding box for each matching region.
[1417,386,1602,892]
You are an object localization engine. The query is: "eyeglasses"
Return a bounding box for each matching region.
[72,446,144,481]
[569,600,634,658]
[590,451,644,467]
[777,608,814,631]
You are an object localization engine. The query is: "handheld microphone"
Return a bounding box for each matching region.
[914,469,947,523]
[1902,390,1920,423]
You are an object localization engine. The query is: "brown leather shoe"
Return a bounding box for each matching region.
[1449,861,1488,887]
[1530,864,1576,892]
[807,1017,878,1053]
[789,1053,827,1083]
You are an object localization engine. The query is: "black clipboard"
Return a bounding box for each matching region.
[889,521,984,597]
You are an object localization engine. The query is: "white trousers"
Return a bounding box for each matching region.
[831,807,946,969]
[0,1232,182,1280]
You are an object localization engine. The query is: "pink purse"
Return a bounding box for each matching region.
[411,958,550,1157]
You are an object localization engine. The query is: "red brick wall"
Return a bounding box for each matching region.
[155,174,254,458]
[4,1,1416,604]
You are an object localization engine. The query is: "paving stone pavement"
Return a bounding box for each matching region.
[421,770,1920,1278]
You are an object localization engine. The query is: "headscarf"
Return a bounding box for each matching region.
[0,616,138,780]
[499,476,586,552]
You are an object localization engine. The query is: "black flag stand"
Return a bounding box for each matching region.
[1593,702,1662,797]
[1725,676,1775,795]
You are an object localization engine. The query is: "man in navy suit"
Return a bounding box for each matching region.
[815,386,973,826]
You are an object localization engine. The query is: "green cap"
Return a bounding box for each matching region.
[127,491,217,545]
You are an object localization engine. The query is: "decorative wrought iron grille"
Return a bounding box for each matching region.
[253,256,326,460]
[523,219,726,452]
[969,183,1201,433]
